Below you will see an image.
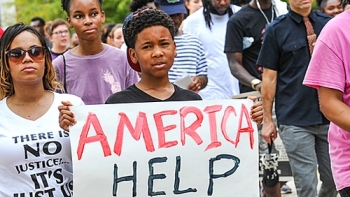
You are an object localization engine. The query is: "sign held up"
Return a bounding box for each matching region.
[70,99,259,197]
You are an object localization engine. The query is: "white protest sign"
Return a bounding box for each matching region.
[70,99,259,197]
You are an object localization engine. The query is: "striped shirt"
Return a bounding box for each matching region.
[169,33,208,83]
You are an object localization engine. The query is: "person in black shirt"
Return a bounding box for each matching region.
[257,0,337,196]
[224,0,288,93]
[59,7,263,132]
[105,8,201,104]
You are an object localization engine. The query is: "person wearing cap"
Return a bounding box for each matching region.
[183,0,241,100]
[120,0,160,53]
[156,0,208,92]
[59,7,264,132]
[105,7,203,104]
[129,0,158,11]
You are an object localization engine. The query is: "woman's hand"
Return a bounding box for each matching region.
[58,101,76,131]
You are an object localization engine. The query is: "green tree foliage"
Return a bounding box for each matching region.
[11,0,132,25]
[103,0,132,23]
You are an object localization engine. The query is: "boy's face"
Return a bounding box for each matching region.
[129,25,176,78]
[67,0,105,42]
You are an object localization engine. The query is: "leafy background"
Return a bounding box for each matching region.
[9,0,132,25]
[4,0,318,27]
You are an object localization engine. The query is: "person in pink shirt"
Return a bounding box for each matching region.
[303,9,350,197]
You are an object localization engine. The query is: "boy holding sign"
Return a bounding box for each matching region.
[59,7,262,131]
[105,7,202,104]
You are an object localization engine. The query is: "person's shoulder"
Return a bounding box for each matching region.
[105,85,136,104]
[270,14,288,27]
[0,97,8,115]
[103,44,128,63]
[174,85,202,101]
[322,10,349,30]
[230,5,253,20]
[54,92,85,105]
[0,97,6,105]
[234,4,250,14]
[231,4,241,13]
[185,8,203,23]
[104,44,126,55]
[314,10,332,20]
[313,11,332,24]
[181,33,202,43]
[52,54,64,67]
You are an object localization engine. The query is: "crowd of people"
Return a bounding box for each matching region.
[0,0,350,196]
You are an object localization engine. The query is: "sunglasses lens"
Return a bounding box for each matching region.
[29,47,45,60]
[8,49,24,58]
[7,47,45,63]
[7,49,25,63]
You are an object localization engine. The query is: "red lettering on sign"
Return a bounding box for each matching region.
[77,103,256,157]
[114,112,155,156]
[204,105,223,151]
[77,112,111,160]
[180,106,203,146]
[154,110,178,149]
[221,106,237,146]
[236,104,254,149]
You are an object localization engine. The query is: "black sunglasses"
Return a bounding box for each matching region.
[6,46,46,64]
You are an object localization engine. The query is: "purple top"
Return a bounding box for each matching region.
[53,44,138,104]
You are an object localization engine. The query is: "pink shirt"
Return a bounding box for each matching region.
[303,10,350,191]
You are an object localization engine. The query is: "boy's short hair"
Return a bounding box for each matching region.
[122,7,175,72]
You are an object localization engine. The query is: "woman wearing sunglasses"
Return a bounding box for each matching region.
[0,23,83,196]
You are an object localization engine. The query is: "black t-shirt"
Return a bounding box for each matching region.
[256,10,330,126]
[105,84,202,104]
[225,4,274,93]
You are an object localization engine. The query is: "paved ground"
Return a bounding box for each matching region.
[281,180,298,197]
[281,180,340,197]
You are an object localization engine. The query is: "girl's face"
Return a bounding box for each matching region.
[67,0,105,42]
[185,0,203,15]
[50,24,70,49]
[112,27,124,49]
[7,31,46,85]
[323,0,343,17]
[129,25,176,78]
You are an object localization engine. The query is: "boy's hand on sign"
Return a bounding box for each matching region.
[248,96,263,125]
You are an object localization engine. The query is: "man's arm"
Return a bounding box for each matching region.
[318,87,350,132]
[226,52,262,91]
[261,68,277,143]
